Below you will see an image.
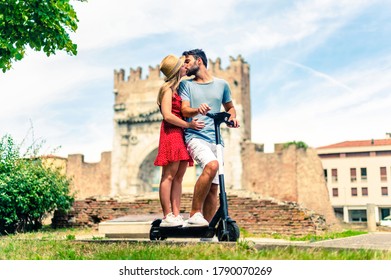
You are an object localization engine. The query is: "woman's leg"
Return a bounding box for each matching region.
[159,161,180,217]
[171,161,188,216]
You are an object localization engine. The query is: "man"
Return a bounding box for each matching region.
[179,49,239,226]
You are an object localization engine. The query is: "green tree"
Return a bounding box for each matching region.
[0,0,84,72]
[0,134,74,235]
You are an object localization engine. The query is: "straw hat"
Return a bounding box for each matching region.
[159,54,185,81]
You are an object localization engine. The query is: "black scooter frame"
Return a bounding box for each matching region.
[150,112,239,241]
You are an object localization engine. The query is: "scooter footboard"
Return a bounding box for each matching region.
[150,220,215,240]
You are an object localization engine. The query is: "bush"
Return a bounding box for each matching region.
[0,134,74,235]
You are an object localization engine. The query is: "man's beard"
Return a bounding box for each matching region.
[186,65,199,76]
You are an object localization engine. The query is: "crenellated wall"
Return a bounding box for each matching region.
[241,143,339,226]
[65,152,111,199]
[47,143,341,233]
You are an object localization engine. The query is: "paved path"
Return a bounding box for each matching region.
[83,232,391,251]
[249,232,391,251]
[303,232,391,251]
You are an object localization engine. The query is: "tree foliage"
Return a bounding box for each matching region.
[0,134,74,235]
[0,0,82,72]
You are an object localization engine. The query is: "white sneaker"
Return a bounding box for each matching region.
[184,212,209,227]
[160,213,183,227]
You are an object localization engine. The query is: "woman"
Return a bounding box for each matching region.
[154,54,204,227]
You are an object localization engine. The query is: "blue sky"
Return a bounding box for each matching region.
[1,0,391,162]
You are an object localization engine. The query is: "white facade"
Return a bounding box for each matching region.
[317,138,391,224]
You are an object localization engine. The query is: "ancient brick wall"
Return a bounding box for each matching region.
[52,193,327,237]
[55,142,339,230]
[65,152,111,199]
[241,143,339,228]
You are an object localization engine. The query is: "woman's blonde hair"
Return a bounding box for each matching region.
[157,70,183,106]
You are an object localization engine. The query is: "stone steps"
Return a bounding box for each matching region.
[53,191,328,237]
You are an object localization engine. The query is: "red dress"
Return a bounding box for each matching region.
[154,93,193,166]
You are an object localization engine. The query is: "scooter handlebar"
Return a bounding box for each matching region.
[226,120,235,127]
[206,112,235,127]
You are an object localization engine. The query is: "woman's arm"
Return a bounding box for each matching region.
[161,89,204,129]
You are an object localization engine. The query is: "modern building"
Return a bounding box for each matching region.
[317,136,391,224]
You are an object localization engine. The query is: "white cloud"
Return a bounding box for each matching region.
[72,0,238,51]
[0,50,110,161]
[0,51,107,118]
[252,52,391,151]
[218,0,372,58]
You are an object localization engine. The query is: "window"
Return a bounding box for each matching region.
[332,168,338,183]
[332,188,338,197]
[346,152,370,157]
[380,167,387,182]
[362,187,368,196]
[318,153,340,159]
[351,187,358,196]
[382,187,388,196]
[350,168,357,182]
[324,169,328,182]
[380,208,390,220]
[360,168,367,181]
[333,208,344,220]
[349,209,367,222]
[376,151,391,156]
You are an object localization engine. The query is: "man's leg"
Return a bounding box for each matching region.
[203,183,218,222]
[190,160,218,217]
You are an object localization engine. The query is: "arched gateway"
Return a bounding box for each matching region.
[110,56,251,196]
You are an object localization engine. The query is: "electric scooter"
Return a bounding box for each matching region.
[149,112,240,242]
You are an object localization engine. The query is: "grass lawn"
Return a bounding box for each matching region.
[1,227,390,260]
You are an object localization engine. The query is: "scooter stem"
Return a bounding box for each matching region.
[206,112,232,228]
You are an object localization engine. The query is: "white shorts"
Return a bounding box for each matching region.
[187,138,220,185]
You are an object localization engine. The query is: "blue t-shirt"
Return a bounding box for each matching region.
[179,77,232,144]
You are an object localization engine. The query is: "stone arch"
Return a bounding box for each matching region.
[137,146,161,192]
[135,142,201,194]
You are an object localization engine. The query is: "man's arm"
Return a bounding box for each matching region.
[223,101,239,128]
[181,100,211,118]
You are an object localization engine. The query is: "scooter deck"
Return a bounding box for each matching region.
[150,219,215,239]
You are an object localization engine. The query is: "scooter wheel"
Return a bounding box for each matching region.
[149,228,166,241]
[217,221,240,242]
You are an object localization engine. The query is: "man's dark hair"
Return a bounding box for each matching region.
[182,49,208,68]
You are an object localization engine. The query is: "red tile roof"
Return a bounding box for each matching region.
[317,139,391,149]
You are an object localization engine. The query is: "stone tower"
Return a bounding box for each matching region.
[111,56,251,196]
